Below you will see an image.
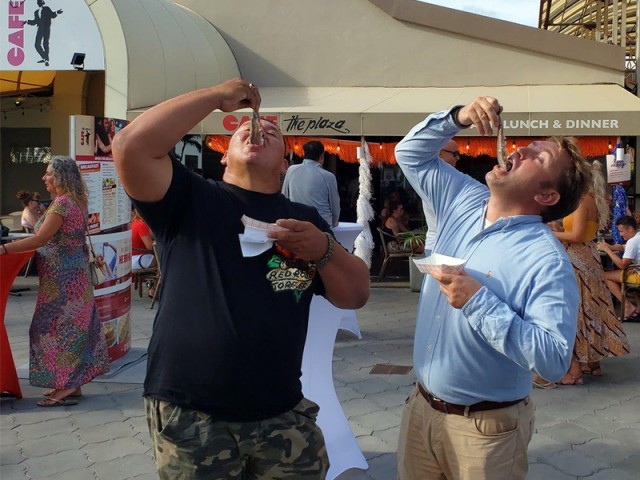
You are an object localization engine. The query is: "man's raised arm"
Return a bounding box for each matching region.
[112,79,260,202]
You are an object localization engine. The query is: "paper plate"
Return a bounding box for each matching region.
[412,253,467,274]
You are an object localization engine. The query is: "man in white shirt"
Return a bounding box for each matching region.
[599,215,640,319]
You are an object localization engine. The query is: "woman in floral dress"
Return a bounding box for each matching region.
[0,156,109,406]
[534,160,629,388]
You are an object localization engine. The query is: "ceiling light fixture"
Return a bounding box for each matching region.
[71,52,86,70]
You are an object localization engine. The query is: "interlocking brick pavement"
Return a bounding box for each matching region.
[2,277,639,479]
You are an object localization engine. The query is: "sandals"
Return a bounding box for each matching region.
[558,372,584,386]
[43,388,82,398]
[623,312,640,322]
[532,373,557,389]
[581,362,603,377]
[533,379,557,389]
[38,387,82,407]
[37,397,79,407]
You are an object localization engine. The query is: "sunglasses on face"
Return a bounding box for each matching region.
[441,149,460,157]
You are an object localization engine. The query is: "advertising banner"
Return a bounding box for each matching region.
[4,0,105,70]
[606,146,631,185]
[70,115,132,362]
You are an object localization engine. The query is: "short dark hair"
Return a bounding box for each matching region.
[616,215,637,230]
[539,137,592,223]
[303,141,324,161]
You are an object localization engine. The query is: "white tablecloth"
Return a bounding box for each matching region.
[301,222,367,480]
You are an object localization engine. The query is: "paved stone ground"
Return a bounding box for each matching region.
[2,276,639,479]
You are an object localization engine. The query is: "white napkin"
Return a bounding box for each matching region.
[239,225,274,257]
[238,215,289,257]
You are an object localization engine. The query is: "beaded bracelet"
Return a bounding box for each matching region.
[314,232,335,268]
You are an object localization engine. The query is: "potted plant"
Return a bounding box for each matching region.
[400,229,427,292]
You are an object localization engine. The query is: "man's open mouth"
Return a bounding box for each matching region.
[504,158,513,172]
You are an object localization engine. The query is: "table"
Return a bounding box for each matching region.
[0,251,35,398]
[2,233,34,295]
[300,222,366,480]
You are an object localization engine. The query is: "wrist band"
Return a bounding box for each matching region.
[314,232,335,268]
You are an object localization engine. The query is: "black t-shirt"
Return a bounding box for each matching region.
[134,159,331,421]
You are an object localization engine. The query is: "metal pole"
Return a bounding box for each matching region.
[613,0,620,44]
[621,0,627,49]
[596,0,603,41]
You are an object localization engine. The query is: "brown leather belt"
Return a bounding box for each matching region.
[417,383,523,416]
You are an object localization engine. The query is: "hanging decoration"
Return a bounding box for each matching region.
[354,142,375,267]
[612,184,627,244]
[203,135,612,165]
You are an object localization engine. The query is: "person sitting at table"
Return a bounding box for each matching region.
[16,190,43,230]
[131,208,156,297]
[599,215,640,320]
[1,156,109,406]
[382,200,424,254]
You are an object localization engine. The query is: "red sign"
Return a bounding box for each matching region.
[222,114,279,132]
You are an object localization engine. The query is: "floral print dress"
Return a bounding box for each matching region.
[29,195,109,388]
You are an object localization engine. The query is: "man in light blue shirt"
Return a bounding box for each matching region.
[395,96,591,480]
[282,141,341,227]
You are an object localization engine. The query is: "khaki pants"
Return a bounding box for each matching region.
[145,396,328,480]
[398,385,534,480]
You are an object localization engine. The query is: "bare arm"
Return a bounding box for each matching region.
[269,219,370,309]
[554,196,589,243]
[0,213,63,254]
[112,78,260,203]
[140,234,154,251]
[597,242,632,269]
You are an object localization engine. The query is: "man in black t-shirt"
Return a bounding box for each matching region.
[113,79,370,480]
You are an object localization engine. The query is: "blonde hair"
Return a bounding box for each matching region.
[50,156,88,208]
[540,137,592,223]
[590,160,610,229]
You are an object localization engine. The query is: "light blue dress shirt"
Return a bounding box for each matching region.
[395,109,578,404]
[282,159,341,227]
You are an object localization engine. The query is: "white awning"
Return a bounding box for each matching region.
[128,84,640,136]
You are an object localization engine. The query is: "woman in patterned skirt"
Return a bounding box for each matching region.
[534,160,630,388]
[0,156,109,406]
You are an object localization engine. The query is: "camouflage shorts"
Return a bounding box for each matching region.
[145,396,329,480]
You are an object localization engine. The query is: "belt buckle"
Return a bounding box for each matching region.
[432,395,449,414]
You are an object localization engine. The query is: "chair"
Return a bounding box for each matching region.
[620,263,640,321]
[376,228,411,281]
[0,214,22,233]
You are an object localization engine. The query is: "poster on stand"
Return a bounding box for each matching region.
[606,147,631,184]
[94,281,132,362]
[71,115,131,232]
[70,115,132,362]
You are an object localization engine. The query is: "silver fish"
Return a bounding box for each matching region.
[249,110,263,146]
[497,123,507,171]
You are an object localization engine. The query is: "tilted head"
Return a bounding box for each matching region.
[439,140,460,167]
[486,137,591,223]
[221,118,286,193]
[616,215,638,241]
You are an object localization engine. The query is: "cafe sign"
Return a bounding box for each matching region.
[199,111,640,137]
[206,112,361,137]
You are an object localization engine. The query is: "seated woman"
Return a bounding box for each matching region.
[131,208,155,270]
[16,190,43,230]
[382,200,424,254]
